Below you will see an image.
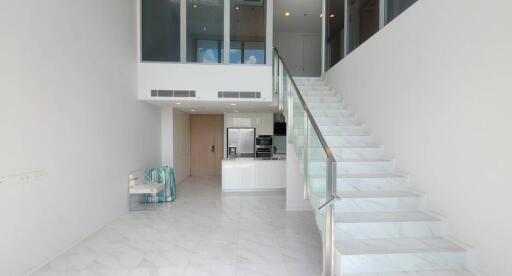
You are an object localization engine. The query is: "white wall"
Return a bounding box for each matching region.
[173,109,191,184]
[138,63,273,102]
[0,1,161,275]
[224,112,274,157]
[325,1,512,275]
[161,107,174,167]
[274,32,322,77]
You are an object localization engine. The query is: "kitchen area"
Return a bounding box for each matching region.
[222,112,287,192]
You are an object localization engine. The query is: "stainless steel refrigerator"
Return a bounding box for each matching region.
[227,128,255,158]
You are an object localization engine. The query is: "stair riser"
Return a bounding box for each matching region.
[336,251,467,274]
[310,193,421,213]
[307,102,346,109]
[335,221,442,240]
[310,109,353,117]
[303,96,342,103]
[307,147,384,160]
[339,178,409,192]
[294,125,368,136]
[309,161,394,174]
[293,117,361,126]
[310,177,409,192]
[294,136,374,148]
[325,136,375,147]
[335,148,383,159]
[335,197,422,212]
[319,126,369,136]
[301,91,335,97]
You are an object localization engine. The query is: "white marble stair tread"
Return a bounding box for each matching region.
[339,190,422,199]
[344,270,475,276]
[336,238,465,255]
[340,173,405,178]
[340,158,394,162]
[307,158,393,163]
[335,211,440,223]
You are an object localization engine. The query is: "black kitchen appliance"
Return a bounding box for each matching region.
[273,122,286,136]
[256,135,273,158]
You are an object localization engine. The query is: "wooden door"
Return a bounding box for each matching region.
[190,115,224,176]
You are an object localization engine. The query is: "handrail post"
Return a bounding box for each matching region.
[324,159,337,276]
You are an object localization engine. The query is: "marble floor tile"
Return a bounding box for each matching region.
[32,176,322,276]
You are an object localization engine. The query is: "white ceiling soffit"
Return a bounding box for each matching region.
[151,100,278,114]
[274,0,322,33]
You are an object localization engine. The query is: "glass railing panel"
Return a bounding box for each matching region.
[281,71,290,115]
[307,120,328,209]
[291,90,306,173]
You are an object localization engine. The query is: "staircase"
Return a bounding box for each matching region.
[289,77,475,276]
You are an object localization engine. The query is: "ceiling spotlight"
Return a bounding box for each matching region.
[175,102,182,105]
[202,26,208,31]
[329,13,335,18]
[230,103,237,106]
[284,11,291,17]
[235,5,240,11]
[191,109,196,112]
[192,4,197,8]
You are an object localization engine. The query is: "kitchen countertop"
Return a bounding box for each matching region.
[223,155,286,161]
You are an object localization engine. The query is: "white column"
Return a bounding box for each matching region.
[343,0,350,57]
[266,0,273,65]
[161,107,174,167]
[180,0,186,62]
[321,0,326,77]
[224,0,230,64]
[379,0,386,29]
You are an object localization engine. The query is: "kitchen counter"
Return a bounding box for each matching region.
[223,156,286,161]
[222,157,286,192]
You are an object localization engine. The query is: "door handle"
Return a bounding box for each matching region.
[210,145,215,152]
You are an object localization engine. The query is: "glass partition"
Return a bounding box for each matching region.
[230,0,266,64]
[386,0,417,24]
[141,0,181,62]
[348,0,380,53]
[186,0,224,63]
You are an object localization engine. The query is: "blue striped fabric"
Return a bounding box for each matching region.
[144,166,176,202]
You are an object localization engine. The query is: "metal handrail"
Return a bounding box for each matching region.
[273,47,339,276]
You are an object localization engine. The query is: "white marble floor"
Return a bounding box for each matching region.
[33,176,322,276]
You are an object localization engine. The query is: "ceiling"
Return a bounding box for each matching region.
[151,100,279,114]
[273,0,322,33]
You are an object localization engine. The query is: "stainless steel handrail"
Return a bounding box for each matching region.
[273,47,339,276]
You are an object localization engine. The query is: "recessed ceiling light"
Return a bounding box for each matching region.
[329,13,335,18]
[175,102,182,105]
[234,110,239,113]
[191,109,196,112]
[202,26,208,31]
[235,5,240,11]
[230,103,237,106]
[284,11,291,17]
[192,4,197,8]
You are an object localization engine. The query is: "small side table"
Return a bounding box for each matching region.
[129,183,164,211]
